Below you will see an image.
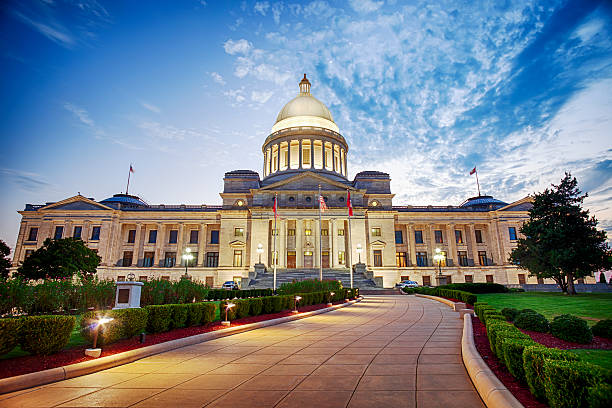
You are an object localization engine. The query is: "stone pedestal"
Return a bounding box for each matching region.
[254,263,266,274]
[453,302,467,312]
[113,281,144,309]
[354,263,366,275]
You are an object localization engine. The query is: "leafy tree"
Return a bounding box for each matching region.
[510,173,610,295]
[0,239,11,280]
[17,238,101,280]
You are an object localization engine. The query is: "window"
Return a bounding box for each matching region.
[415,230,423,244]
[338,229,345,236]
[122,251,133,267]
[234,228,244,237]
[190,230,199,243]
[416,252,428,267]
[486,274,494,283]
[91,226,101,240]
[27,227,38,241]
[206,252,219,267]
[518,274,526,284]
[54,226,64,240]
[321,229,329,236]
[455,230,463,244]
[25,249,33,259]
[478,251,488,266]
[169,230,178,244]
[210,230,219,244]
[508,227,517,241]
[373,250,382,267]
[396,252,407,267]
[233,250,243,267]
[371,227,381,237]
[302,140,311,167]
[395,230,403,244]
[422,276,431,286]
[127,229,136,243]
[288,229,296,236]
[475,229,483,243]
[73,226,82,239]
[305,229,312,236]
[143,252,155,267]
[164,252,176,267]
[458,251,469,267]
[434,230,443,244]
[338,251,345,265]
[117,276,125,282]
[464,275,473,283]
[148,230,157,244]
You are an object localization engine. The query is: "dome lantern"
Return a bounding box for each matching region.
[299,74,311,95]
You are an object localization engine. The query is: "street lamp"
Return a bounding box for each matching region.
[433,248,446,285]
[257,243,263,264]
[293,295,302,313]
[356,244,362,263]
[182,248,194,280]
[222,303,235,326]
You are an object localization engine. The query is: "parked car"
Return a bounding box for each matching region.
[396,280,419,288]
[222,281,240,290]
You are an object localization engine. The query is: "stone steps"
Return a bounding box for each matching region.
[247,268,380,289]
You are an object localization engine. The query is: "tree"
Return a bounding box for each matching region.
[17,238,101,280]
[0,239,11,280]
[510,173,610,295]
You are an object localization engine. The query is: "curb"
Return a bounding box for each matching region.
[414,293,455,307]
[0,297,362,395]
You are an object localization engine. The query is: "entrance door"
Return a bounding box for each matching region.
[322,251,330,268]
[287,251,296,269]
[304,251,313,268]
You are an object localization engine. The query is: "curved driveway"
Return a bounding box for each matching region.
[0,296,484,408]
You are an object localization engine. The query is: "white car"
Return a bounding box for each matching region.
[396,280,419,288]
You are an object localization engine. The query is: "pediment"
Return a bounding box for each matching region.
[370,240,386,247]
[228,240,246,248]
[257,172,354,193]
[41,195,113,211]
[498,196,533,212]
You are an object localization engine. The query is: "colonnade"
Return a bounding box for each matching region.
[263,138,347,177]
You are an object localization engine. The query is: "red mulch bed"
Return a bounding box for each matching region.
[519,328,612,350]
[0,301,348,380]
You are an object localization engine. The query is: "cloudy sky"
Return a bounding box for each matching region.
[1,0,611,250]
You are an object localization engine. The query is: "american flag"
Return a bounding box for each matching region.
[273,195,278,219]
[129,164,135,173]
[347,190,353,217]
[319,195,328,212]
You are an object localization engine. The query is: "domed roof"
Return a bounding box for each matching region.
[100,193,148,208]
[459,195,507,210]
[271,74,339,133]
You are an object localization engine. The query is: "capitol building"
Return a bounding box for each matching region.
[11,75,563,288]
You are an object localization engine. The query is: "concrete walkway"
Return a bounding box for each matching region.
[0,296,485,408]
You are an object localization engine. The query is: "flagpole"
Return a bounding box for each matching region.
[273,193,277,292]
[318,185,323,281]
[475,169,481,196]
[347,189,353,289]
[126,166,132,195]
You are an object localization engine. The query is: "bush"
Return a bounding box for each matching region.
[501,307,519,322]
[543,360,609,408]
[486,315,506,327]
[514,310,550,332]
[186,303,203,326]
[501,337,536,381]
[200,302,216,324]
[592,319,612,339]
[550,314,592,344]
[115,308,148,338]
[277,279,342,294]
[81,308,148,346]
[438,282,509,293]
[0,318,22,356]
[141,279,209,306]
[20,315,75,355]
[494,327,529,360]
[145,305,173,333]
[235,300,250,319]
[249,298,263,316]
[169,304,189,329]
[523,346,579,401]
[587,383,612,408]
[271,296,283,313]
[486,321,514,355]
[474,302,492,319]
[482,310,504,326]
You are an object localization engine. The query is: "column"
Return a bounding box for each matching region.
[321,142,326,169]
[296,219,303,267]
[447,223,457,267]
[331,219,338,267]
[132,223,142,266]
[277,144,281,173]
[298,140,303,169]
[111,222,123,267]
[469,224,479,266]
[314,218,321,268]
[311,142,315,168]
[408,224,417,266]
[427,224,435,267]
[197,223,207,266]
[155,223,164,267]
[176,223,184,267]
[279,219,286,268]
[286,141,290,169]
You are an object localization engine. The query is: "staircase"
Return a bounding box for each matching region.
[247,268,381,290]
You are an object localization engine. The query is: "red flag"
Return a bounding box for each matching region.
[470,167,476,175]
[273,195,278,219]
[347,190,353,217]
[319,195,328,212]
[130,164,135,173]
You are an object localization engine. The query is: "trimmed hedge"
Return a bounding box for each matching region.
[501,307,519,322]
[145,305,173,333]
[482,310,504,326]
[501,337,537,381]
[592,319,612,339]
[437,282,509,293]
[0,318,22,356]
[169,304,189,329]
[407,287,477,305]
[523,346,579,401]
[81,308,148,346]
[20,315,75,355]
[206,288,273,301]
[550,314,592,344]
[587,383,612,408]
[543,360,610,408]
[514,310,550,333]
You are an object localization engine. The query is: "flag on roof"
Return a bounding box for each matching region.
[319,195,328,212]
[347,190,353,217]
[470,167,476,175]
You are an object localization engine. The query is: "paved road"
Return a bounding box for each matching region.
[0,296,485,408]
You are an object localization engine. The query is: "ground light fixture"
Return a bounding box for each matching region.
[327,291,335,307]
[222,303,235,326]
[84,316,114,358]
[293,296,302,313]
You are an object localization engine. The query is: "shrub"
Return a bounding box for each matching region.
[235,300,250,319]
[501,307,519,322]
[219,300,236,320]
[0,318,22,356]
[249,298,263,316]
[186,303,203,326]
[592,319,612,339]
[482,310,504,326]
[277,279,342,294]
[543,360,609,408]
[438,282,508,293]
[81,308,148,345]
[476,305,495,321]
[494,327,529,360]
[486,321,513,355]
[523,346,578,401]
[271,296,283,313]
[145,305,173,333]
[169,304,189,329]
[486,315,506,327]
[473,302,492,319]
[20,315,75,355]
[587,383,612,408]
[262,296,274,314]
[514,310,549,332]
[115,308,148,338]
[200,302,216,324]
[501,337,536,381]
[549,314,592,344]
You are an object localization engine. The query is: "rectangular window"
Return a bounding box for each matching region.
[117,275,125,282]
[91,226,101,241]
[54,226,64,240]
[455,230,463,244]
[205,252,219,267]
[287,229,296,236]
[475,229,483,244]
[509,227,517,241]
[415,230,423,244]
[434,230,443,244]
[25,249,33,259]
[478,251,488,266]
[122,251,133,267]
[416,252,428,267]
[486,274,494,283]
[210,230,219,244]
[338,251,345,265]
[458,251,469,267]
[465,275,473,283]
[143,252,155,267]
[371,227,381,237]
[518,274,526,284]
[233,250,243,267]
[27,227,38,241]
[127,229,136,243]
[396,252,407,267]
[304,229,312,236]
[139,276,148,282]
[395,230,403,244]
[338,229,345,236]
[148,230,157,244]
[73,226,82,239]
[190,230,199,243]
[422,276,431,286]
[169,230,178,244]
[373,250,382,267]
[321,229,329,236]
[234,228,244,237]
[164,252,176,267]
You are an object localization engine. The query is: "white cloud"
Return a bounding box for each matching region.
[64,102,94,127]
[14,11,75,47]
[224,88,247,105]
[223,38,252,55]
[251,90,274,104]
[140,101,161,114]
[254,1,270,16]
[210,72,226,85]
[349,0,383,14]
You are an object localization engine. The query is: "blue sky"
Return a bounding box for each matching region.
[1,0,611,250]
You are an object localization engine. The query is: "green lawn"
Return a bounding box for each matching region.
[477,292,612,324]
[569,349,612,371]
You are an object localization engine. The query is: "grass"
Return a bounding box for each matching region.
[569,349,612,371]
[477,292,612,324]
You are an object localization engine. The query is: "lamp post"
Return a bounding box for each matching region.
[257,243,263,264]
[356,244,362,263]
[222,303,235,326]
[327,291,335,307]
[182,248,194,280]
[433,247,446,286]
[85,316,114,358]
[293,296,302,313]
